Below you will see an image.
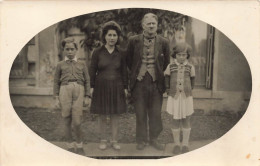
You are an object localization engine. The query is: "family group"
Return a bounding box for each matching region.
[53,13,195,156]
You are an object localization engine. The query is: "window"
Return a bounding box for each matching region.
[185,18,214,89]
[10,37,37,86]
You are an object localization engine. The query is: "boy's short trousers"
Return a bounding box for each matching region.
[59,82,84,118]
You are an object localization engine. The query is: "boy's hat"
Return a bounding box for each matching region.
[172,42,192,59]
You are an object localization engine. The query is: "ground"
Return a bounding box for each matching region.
[14,107,244,144]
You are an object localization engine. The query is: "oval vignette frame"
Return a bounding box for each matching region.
[8,8,252,159]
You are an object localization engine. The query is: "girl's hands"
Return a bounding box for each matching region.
[90,88,94,97]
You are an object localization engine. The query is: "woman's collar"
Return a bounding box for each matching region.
[103,44,120,53]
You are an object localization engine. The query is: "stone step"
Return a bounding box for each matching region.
[51,139,215,158]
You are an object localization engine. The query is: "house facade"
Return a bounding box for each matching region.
[9,15,252,113]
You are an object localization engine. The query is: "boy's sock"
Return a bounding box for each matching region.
[75,142,83,149]
[171,128,181,146]
[182,128,191,147]
[75,142,85,155]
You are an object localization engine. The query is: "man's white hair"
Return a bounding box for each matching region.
[141,13,158,24]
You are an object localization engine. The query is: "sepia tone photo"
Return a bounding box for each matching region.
[5,5,255,162]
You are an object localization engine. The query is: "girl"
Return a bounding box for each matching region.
[164,42,195,154]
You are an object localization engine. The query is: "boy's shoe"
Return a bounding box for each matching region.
[66,142,76,153]
[76,148,85,156]
[150,139,164,151]
[111,141,120,150]
[172,145,181,154]
[136,142,146,150]
[181,146,189,153]
[99,140,108,150]
[74,142,85,155]
[67,148,76,153]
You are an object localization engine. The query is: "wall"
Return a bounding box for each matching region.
[38,24,59,87]
[204,29,252,113]
[214,30,252,92]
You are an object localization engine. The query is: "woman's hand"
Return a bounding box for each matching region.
[124,89,128,98]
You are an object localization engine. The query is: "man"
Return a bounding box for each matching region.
[126,13,170,150]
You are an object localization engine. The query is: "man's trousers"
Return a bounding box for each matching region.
[132,73,163,143]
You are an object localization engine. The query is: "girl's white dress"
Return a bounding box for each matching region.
[164,60,195,119]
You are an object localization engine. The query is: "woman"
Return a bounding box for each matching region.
[89,21,128,150]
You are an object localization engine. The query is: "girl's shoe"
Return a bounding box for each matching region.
[99,140,107,150]
[111,141,120,150]
[181,146,189,153]
[173,145,181,154]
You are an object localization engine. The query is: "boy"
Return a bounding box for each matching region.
[53,37,91,155]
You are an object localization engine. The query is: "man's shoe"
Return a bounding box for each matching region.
[172,145,181,154]
[136,143,146,150]
[150,140,164,151]
[181,146,189,153]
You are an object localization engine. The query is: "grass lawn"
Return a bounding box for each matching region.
[14,106,244,144]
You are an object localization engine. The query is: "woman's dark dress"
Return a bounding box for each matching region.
[89,46,127,114]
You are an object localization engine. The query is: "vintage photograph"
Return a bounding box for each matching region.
[8,8,252,159]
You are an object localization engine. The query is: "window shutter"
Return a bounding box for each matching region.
[206,26,215,89]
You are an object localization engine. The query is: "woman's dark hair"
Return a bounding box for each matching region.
[171,42,192,59]
[101,21,121,45]
[61,37,78,50]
